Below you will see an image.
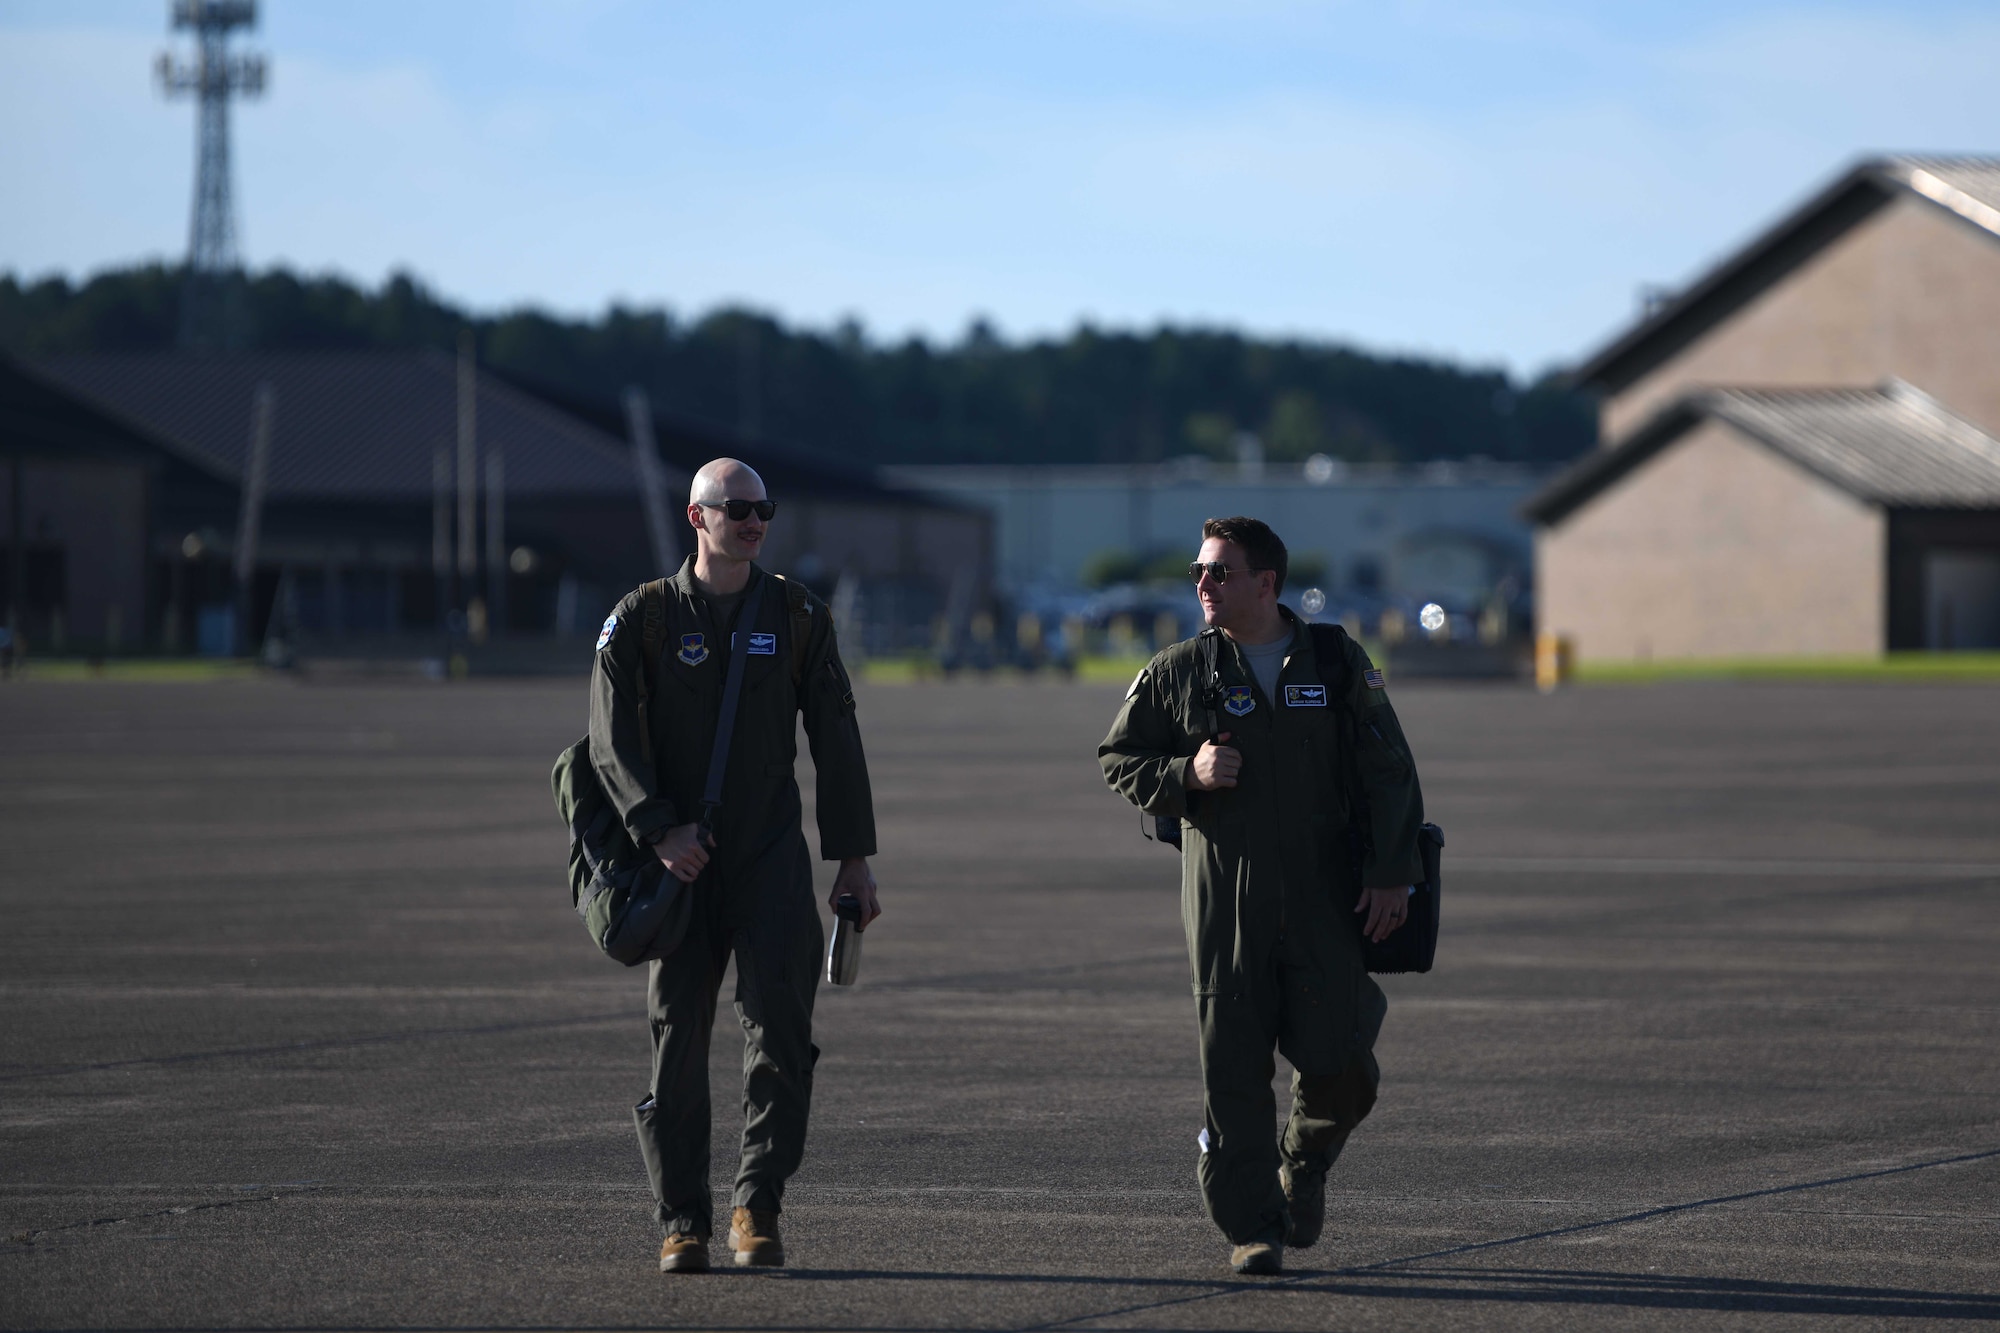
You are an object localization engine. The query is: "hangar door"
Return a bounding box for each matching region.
[1925,551,2000,649]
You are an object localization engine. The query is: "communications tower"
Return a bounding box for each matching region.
[156,0,267,350]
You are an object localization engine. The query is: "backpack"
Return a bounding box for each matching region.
[551,573,815,965]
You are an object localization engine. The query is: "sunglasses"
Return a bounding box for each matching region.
[699,499,778,521]
[1188,561,1266,585]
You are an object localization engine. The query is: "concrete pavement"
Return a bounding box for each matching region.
[2,675,1996,1329]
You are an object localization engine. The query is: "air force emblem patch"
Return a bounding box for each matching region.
[745,632,778,655]
[595,613,618,652]
[1223,684,1255,717]
[1284,684,1327,707]
[1363,667,1387,690]
[677,632,708,666]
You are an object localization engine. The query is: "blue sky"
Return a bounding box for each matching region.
[4,0,1997,374]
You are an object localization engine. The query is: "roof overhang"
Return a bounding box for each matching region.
[1525,380,2000,527]
[1573,157,2000,397]
[0,353,238,486]
[1521,399,1704,527]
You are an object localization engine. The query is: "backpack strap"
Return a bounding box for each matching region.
[772,573,815,688]
[695,574,768,844]
[1197,628,1223,738]
[635,577,669,763]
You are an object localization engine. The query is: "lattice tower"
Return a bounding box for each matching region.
[156,0,266,350]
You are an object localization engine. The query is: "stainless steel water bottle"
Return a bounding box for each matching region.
[826,894,863,985]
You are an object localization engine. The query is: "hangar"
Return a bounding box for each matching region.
[0,355,234,654]
[1532,154,2000,659]
[8,350,990,660]
[28,349,663,656]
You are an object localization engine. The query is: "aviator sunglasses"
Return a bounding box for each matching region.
[699,499,778,521]
[1188,561,1266,585]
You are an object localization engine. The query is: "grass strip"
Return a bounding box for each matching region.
[4,658,264,683]
[1576,652,2000,684]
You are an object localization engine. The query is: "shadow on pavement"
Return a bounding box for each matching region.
[1280,1266,2000,1320]
[771,1263,2000,1326]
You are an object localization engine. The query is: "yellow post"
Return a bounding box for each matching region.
[1535,632,1573,692]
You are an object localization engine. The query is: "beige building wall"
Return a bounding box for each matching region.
[1604,195,2000,442]
[1538,420,1884,661]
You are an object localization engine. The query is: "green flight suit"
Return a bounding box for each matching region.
[1098,610,1424,1245]
[590,557,875,1239]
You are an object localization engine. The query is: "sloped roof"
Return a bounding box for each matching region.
[33,351,651,501]
[1574,154,2000,395]
[497,371,935,507]
[1,353,232,484]
[1524,382,2000,526]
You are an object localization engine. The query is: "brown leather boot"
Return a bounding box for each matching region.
[658,1231,709,1273]
[729,1206,785,1268]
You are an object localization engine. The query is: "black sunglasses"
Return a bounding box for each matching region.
[1188,561,1266,585]
[699,499,777,521]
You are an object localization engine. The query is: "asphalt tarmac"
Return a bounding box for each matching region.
[2,673,1997,1331]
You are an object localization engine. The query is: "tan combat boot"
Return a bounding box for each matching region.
[1230,1235,1283,1275]
[658,1231,709,1273]
[1280,1163,1325,1248]
[729,1206,785,1268]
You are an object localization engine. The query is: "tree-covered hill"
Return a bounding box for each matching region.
[0,264,1593,467]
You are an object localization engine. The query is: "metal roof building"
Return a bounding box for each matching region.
[1529,153,2000,660]
[9,351,990,659]
[1527,383,2000,525]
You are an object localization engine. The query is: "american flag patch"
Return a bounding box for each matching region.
[1363,668,1387,690]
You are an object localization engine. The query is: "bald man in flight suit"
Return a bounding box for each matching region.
[590,458,882,1273]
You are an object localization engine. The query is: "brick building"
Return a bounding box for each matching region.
[1529,155,2000,658]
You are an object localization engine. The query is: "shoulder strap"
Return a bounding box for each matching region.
[1307,622,1354,699]
[773,573,814,687]
[695,574,768,843]
[635,578,669,763]
[1198,630,1222,738]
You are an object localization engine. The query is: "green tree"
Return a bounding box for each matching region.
[1264,391,1326,461]
[0,263,1598,468]
[1081,549,1146,588]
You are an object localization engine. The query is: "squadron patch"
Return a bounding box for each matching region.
[745,631,778,655]
[1363,667,1387,690]
[1285,684,1327,707]
[595,613,619,652]
[677,632,709,666]
[1223,684,1256,717]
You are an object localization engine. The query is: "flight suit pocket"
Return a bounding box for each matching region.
[824,658,856,714]
[1183,820,1243,996]
[1358,717,1408,782]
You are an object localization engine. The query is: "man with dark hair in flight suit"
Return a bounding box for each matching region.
[1099,515,1425,1275]
[590,457,881,1274]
